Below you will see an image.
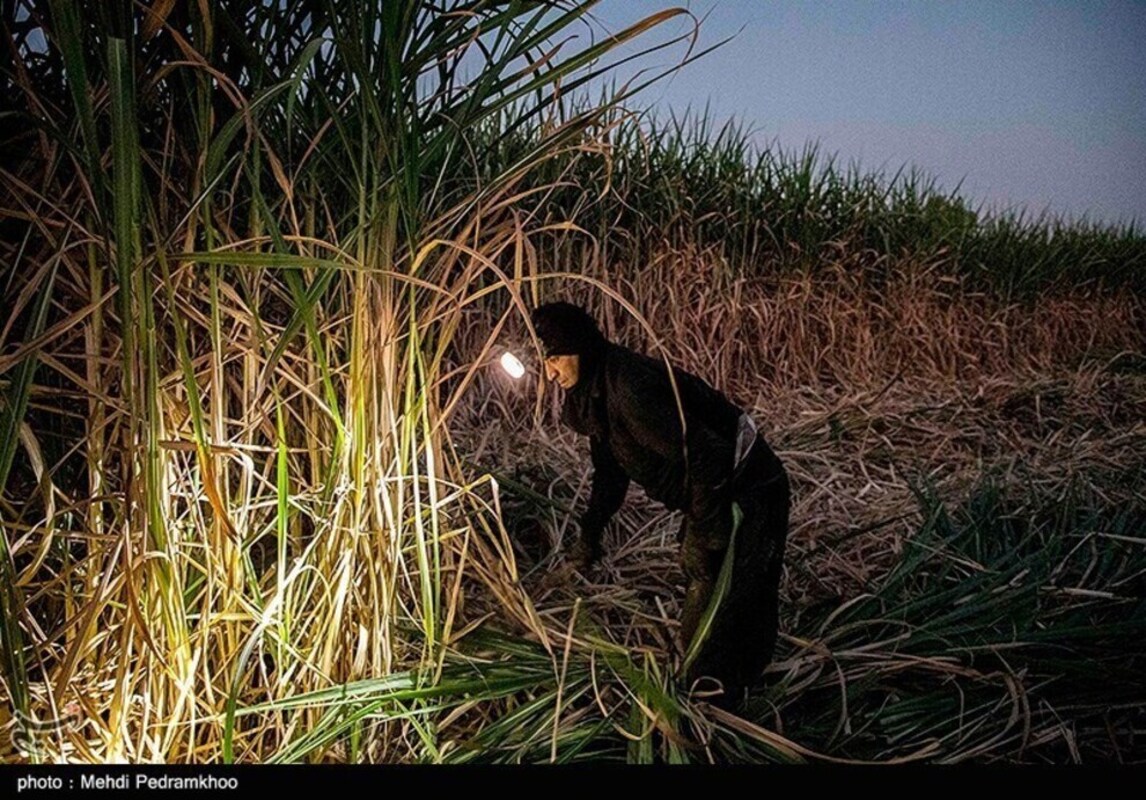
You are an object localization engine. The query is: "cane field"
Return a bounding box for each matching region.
[1,1,1144,765]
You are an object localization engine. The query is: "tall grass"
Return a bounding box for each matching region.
[474,110,1145,297]
[2,0,1143,764]
[0,0,700,762]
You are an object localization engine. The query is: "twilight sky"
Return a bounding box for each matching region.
[588,0,1146,226]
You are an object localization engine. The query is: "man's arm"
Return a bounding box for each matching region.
[574,436,630,563]
[619,373,735,650]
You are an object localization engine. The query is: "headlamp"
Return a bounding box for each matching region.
[499,351,526,379]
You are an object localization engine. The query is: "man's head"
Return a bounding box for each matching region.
[531,302,606,391]
[543,353,580,389]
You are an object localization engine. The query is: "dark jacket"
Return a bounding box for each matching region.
[564,342,784,556]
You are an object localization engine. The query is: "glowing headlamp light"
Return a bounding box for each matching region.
[499,351,526,380]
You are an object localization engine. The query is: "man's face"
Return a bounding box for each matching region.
[544,354,580,389]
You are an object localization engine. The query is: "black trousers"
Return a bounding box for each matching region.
[681,445,791,694]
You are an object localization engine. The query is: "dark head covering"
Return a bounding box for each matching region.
[531,302,606,357]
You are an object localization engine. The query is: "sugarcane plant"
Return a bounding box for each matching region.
[0,0,715,763]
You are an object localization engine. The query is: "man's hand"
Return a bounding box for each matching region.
[568,520,603,571]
